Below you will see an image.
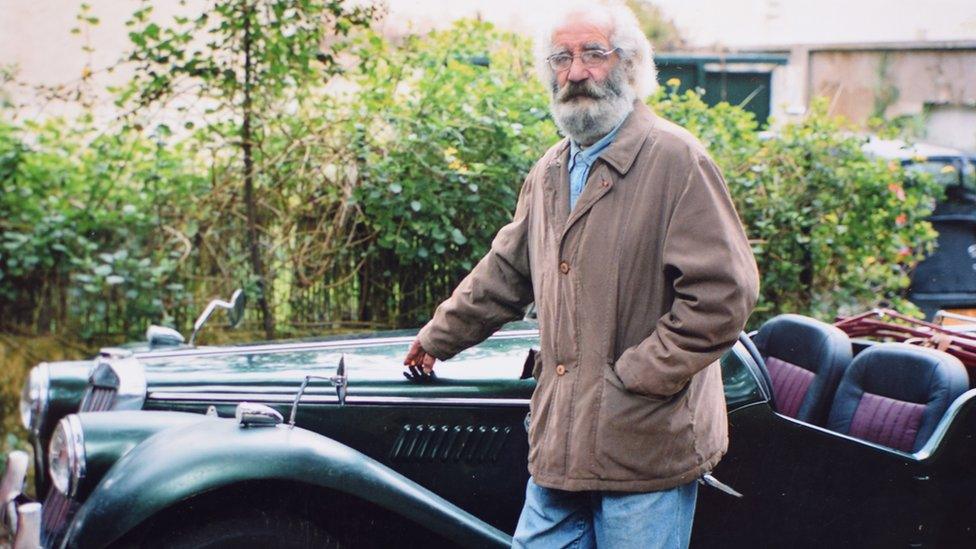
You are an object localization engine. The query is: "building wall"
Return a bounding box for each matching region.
[806,46,976,149]
[927,104,976,151]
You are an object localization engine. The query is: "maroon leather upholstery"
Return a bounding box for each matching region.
[848,392,926,452]
[753,314,853,425]
[766,356,816,418]
[827,342,969,453]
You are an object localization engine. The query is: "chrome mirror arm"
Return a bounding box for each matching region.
[188,289,244,346]
[289,355,347,427]
[189,300,230,346]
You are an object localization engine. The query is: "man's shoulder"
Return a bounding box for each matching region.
[538,137,570,166]
[645,114,711,165]
[521,137,570,185]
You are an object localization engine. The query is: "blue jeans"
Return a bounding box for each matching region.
[511,477,698,549]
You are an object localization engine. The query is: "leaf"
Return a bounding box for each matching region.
[105,275,125,285]
[450,228,467,245]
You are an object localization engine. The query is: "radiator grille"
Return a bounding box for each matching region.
[41,487,77,547]
[390,424,511,463]
[80,386,117,412]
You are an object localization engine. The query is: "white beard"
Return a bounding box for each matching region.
[550,64,635,146]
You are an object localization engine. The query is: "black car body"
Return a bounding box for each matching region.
[3,313,976,548]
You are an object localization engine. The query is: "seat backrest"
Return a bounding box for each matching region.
[753,314,853,425]
[826,342,969,453]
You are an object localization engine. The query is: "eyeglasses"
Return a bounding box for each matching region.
[546,48,619,72]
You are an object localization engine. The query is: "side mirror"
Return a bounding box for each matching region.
[189,289,246,346]
[226,289,246,328]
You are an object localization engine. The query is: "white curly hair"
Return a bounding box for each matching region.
[533,0,658,99]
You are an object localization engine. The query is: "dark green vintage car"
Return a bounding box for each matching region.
[3,294,976,548]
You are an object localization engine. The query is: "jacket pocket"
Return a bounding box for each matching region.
[595,365,693,480]
[608,361,672,402]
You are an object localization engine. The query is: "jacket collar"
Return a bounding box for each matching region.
[598,101,656,175]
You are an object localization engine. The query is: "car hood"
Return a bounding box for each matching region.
[135,322,539,400]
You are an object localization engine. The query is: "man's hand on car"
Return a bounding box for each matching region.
[403,339,437,381]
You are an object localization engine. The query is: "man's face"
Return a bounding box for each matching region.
[551,20,617,92]
[547,16,635,146]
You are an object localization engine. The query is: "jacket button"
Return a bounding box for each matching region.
[601,179,610,188]
[559,261,570,274]
[556,364,566,376]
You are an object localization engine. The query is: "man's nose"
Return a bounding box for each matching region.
[566,57,589,82]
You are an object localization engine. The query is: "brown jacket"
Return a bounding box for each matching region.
[418,101,759,492]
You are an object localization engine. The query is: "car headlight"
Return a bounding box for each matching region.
[49,415,85,497]
[19,364,50,432]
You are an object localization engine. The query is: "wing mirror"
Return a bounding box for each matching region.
[189,289,246,346]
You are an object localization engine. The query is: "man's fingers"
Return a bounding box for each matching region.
[421,352,436,373]
[404,339,423,366]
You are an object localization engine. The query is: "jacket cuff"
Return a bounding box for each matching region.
[417,324,455,361]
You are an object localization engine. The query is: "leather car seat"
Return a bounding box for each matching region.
[826,342,969,453]
[753,314,853,425]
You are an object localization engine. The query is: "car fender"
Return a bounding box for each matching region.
[64,414,511,549]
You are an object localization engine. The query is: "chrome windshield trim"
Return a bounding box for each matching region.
[132,329,540,360]
[148,392,531,407]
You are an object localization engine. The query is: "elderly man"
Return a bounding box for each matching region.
[404,1,759,547]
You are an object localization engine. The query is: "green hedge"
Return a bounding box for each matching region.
[0,18,940,338]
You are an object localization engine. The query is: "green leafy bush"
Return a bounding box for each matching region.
[651,86,940,323]
[0,115,207,337]
[0,14,942,338]
[337,20,558,324]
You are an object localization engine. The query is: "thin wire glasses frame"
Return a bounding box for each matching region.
[546,47,620,72]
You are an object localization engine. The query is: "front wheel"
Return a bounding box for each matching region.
[136,506,343,549]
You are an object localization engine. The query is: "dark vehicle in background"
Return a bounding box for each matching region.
[863,138,976,319]
[3,292,976,548]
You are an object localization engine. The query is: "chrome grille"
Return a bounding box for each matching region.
[80,386,117,412]
[41,487,77,547]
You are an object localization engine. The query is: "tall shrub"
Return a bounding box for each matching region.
[0,116,206,337]
[651,86,941,323]
[340,20,558,325]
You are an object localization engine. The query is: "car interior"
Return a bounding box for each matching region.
[750,314,971,454]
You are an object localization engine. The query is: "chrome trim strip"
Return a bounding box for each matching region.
[133,329,540,360]
[914,387,976,460]
[149,391,531,407]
